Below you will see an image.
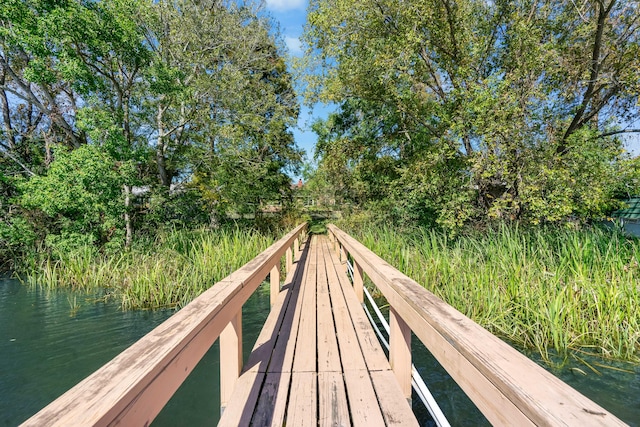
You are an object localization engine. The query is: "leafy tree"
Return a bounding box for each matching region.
[149,1,304,222]
[0,0,301,260]
[19,145,133,250]
[302,0,640,227]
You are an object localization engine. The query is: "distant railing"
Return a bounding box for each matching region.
[327,224,625,426]
[22,223,307,427]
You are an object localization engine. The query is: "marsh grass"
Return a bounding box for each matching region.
[346,223,640,364]
[21,228,274,310]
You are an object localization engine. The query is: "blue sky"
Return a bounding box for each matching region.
[265,0,335,172]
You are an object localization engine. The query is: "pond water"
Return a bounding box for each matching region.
[0,277,270,426]
[1,276,638,426]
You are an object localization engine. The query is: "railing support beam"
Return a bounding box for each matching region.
[353,261,364,303]
[294,237,301,260]
[286,246,293,273]
[220,312,243,413]
[389,307,412,400]
[270,264,280,306]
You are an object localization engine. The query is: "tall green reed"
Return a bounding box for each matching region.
[22,227,274,310]
[345,223,640,364]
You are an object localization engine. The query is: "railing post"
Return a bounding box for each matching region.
[353,260,364,303]
[343,250,350,275]
[294,236,300,260]
[389,307,412,401]
[220,312,242,413]
[286,245,293,273]
[270,263,280,306]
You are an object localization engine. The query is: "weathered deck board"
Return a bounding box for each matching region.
[325,239,390,372]
[292,236,317,374]
[343,370,387,427]
[318,371,350,427]
[219,235,418,426]
[287,372,317,427]
[322,238,370,373]
[219,239,309,426]
[316,239,342,373]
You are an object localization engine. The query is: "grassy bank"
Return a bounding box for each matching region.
[19,228,275,310]
[343,223,640,364]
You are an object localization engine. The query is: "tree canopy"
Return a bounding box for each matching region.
[301,0,640,229]
[0,0,301,261]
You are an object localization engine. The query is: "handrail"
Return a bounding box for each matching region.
[327,224,625,426]
[22,222,307,427]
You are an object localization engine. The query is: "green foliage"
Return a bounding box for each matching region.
[302,0,640,229]
[22,227,275,310]
[143,0,301,213]
[343,222,640,363]
[0,215,37,267]
[139,187,210,233]
[19,145,130,245]
[1,0,302,264]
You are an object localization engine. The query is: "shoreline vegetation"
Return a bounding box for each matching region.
[16,227,275,311]
[11,218,639,366]
[338,221,640,365]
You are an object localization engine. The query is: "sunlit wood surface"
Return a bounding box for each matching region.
[218,235,418,427]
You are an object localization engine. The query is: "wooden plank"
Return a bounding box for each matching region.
[250,372,291,427]
[316,240,341,373]
[265,243,310,375]
[325,239,389,372]
[321,239,368,372]
[318,372,350,427]
[249,255,308,423]
[292,237,317,373]
[342,370,386,427]
[389,307,411,399]
[327,225,625,427]
[242,242,310,423]
[270,264,280,306]
[243,274,294,374]
[370,370,419,427]
[220,311,243,410]
[287,372,317,427]
[217,371,265,427]
[244,241,308,375]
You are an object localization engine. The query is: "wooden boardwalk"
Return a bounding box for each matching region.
[23,223,625,427]
[219,235,418,426]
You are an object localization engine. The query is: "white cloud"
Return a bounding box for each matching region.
[285,36,303,56]
[266,0,305,11]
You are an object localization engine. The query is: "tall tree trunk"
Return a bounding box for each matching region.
[156,103,170,187]
[0,74,15,149]
[558,0,616,153]
[124,184,133,248]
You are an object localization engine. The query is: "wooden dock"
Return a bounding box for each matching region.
[218,235,417,426]
[23,223,626,426]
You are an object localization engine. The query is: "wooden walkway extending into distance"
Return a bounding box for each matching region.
[218,234,417,426]
[23,223,626,426]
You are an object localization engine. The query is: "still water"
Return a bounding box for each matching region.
[0,277,270,426]
[1,276,638,426]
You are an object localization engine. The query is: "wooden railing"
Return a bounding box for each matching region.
[22,223,307,427]
[327,224,625,426]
